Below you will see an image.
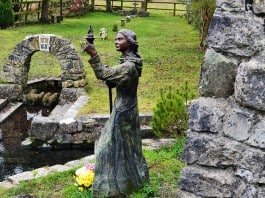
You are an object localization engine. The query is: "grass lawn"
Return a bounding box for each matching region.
[0,11,203,114]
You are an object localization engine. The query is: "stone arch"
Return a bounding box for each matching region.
[0,34,87,101]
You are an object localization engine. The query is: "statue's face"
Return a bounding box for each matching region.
[115,33,129,52]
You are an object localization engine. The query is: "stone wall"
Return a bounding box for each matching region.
[177,0,265,197]
[0,34,87,102]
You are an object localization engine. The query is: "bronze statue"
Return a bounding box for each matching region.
[85,28,149,197]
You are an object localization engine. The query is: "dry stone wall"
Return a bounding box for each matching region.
[177,0,265,197]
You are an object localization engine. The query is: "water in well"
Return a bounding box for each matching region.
[0,105,93,182]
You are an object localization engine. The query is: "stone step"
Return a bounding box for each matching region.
[141,125,155,138]
[85,112,153,126]
[0,99,8,111]
[0,102,23,124]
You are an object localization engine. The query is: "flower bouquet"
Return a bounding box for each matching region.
[75,163,95,196]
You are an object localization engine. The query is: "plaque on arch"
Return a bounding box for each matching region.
[39,34,51,51]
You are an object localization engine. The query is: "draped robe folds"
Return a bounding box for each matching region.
[88,52,149,197]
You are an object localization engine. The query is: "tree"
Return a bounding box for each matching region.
[106,0,111,12]
[40,0,50,23]
[0,0,14,28]
[152,82,196,137]
[90,0,95,11]
[186,0,216,49]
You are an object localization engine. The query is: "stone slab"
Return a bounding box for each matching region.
[0,102,23,124]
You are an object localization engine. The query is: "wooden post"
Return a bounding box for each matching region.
[25,2,29,22]
[38,1,41,20]
[121,0,123,10]
[51,15,55,23]
[173,3,176,16]
[60,0,63,21]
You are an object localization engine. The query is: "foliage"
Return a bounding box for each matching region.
[0,0,14,28]
[152,81,196,137]
[186,0,216,48]
[131,137,186,197]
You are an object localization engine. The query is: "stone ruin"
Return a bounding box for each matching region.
[0,34,153,147]
[0,34,92,146]
[177,0,265,197]
[0,34,87,101]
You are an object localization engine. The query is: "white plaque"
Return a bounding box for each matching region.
[39,35,50,51]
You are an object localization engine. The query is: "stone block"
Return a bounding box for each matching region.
[8,171,34,183]
[62,80,74,88]
[222,106,254,141]
[216,0,245,11]
[178,166,236,197]
[199,48,238,97]
[253,0,265,15]
[207,10,264,57]
[257,187,265,198]
[238,148,265,181]
[247,118,265,149]
[59,118,81,133]
[182,131,245,167]
[0,84,23,101]
[30,117,59,142]
[235,59,265,111]
[188,97,229,133]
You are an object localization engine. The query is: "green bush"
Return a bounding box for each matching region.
[151,82,196,137]
[186,0,216,48]
[0,0,14,29]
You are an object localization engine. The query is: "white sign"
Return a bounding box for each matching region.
[39,35,50,51]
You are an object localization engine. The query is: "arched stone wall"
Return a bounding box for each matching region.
[0,34,87,101]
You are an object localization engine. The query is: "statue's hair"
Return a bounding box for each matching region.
[118,29,139,54]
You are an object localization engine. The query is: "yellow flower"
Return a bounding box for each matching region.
[75,169,95,188]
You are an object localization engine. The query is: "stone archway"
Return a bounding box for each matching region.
[0,34,87,101]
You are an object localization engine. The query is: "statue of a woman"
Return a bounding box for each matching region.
[85,29,149,197]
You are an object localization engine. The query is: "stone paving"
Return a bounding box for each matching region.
[0,138,176,189]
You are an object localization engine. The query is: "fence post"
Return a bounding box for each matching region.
[121,0,123,10]
[25,2,30,22]
[38,1,41,20]
[173,3,176,16]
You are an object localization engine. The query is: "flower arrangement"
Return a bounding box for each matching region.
[75,163,95,193]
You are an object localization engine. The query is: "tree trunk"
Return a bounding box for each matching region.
[90,0,95,11]
[40,0,50,23]
[106,0,111,12]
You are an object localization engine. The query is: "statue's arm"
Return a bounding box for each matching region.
[88,54,133,85]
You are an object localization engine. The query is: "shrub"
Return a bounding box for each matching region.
[0,0,14,29]
[151,82,196,137]
[186,0,216,49]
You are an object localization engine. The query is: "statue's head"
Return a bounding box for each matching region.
[117,29,139,54]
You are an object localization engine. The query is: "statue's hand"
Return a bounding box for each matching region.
[84,42,97,58]
[106,81,116,88]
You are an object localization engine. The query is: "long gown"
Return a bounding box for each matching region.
[88,51,149,197]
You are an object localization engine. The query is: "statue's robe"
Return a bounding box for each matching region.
[89,52,149,197]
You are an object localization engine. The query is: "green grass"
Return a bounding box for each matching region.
[0,11,203,114]
[0,137,186,197]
